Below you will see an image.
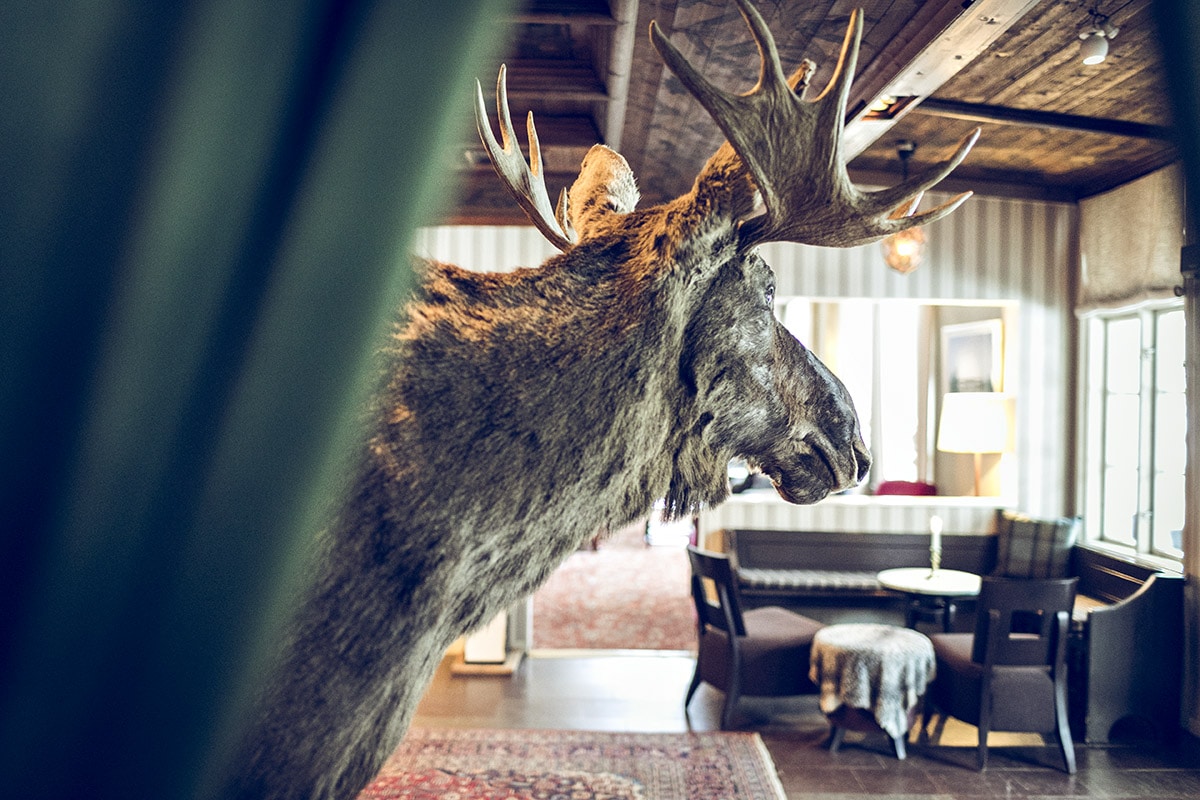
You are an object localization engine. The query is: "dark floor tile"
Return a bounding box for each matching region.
[1083,743,1200,770]
[1002,769,1095,797]
[851,764,943,795]
[779,796,956,800]
[771,764,868,795]
[1076,768,1200,797]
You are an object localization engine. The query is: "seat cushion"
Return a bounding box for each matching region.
[737,568,881,593]
[697,606,823,697]
[993,511,1079,579]
[928,632,1057,731]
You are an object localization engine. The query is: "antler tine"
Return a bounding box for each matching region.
[474,65,575,251]
[653,0,977,250]
[864,128,980,222]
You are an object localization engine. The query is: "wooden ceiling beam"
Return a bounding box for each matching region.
[911,97,1178,141]
[511,0,616,26]
[842,0,1044,159]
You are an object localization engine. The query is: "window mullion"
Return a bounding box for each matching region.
[1096,319,1110,539]
[1136,309,1155,554]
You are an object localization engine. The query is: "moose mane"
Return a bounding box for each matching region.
[391,233,735,529]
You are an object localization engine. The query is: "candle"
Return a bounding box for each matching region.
[929,515,943,552]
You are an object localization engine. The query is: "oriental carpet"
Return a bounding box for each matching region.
[358,727,786,800]
[531,519,696,651]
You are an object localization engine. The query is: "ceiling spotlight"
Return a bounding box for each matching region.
[1078,6,1118,65]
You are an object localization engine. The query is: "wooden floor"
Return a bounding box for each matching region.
[413,650,1200,799]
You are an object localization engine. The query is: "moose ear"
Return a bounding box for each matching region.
[567,144,640,239]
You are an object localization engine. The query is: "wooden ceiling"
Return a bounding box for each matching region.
[448,0,1178,226]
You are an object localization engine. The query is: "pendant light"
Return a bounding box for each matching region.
[880,140,926,275]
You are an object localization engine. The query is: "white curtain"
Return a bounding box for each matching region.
[1077,163,1185,311]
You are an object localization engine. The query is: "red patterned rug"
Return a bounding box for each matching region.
[358,727,786,800]
[531,519,696,651]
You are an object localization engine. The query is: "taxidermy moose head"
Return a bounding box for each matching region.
[220,1,977,798]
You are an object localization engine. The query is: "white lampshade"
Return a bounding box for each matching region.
[937,392,1011,455]
[1080,32,1108,65]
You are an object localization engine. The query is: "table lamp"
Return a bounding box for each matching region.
[936,392,1011,496]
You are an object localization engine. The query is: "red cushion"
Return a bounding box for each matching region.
[875,480,936,496]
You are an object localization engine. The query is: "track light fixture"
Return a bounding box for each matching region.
[1078,5,1118,65]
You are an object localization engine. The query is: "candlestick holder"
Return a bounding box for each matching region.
[928,514,943,576]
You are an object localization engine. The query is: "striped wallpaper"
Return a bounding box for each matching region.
[696,493,1001,542]
[413,193,1078,522]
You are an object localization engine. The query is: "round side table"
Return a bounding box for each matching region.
[877,567,982,632]
[808,622,935,759]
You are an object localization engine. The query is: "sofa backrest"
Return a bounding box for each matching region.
[726,529,998,574]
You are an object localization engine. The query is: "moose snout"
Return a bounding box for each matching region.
[820,432,870,495]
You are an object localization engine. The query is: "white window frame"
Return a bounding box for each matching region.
[1078,300,1185,564]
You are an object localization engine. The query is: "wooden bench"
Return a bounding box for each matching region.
[725,528,996,608]
[1068,547,1185,744]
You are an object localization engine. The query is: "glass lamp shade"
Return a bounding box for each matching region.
[881,226,926,274]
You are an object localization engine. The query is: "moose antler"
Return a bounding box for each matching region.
[650,0,979,249]
[474,65,576,251]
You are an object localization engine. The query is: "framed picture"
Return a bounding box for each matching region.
[941,319,1003,393]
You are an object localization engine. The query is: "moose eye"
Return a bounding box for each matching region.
[764,283,775,309]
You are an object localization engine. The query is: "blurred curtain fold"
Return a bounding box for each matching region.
[0,1,512,797]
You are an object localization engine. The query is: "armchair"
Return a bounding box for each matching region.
[923,576,1078,773]
[684,546,823,729]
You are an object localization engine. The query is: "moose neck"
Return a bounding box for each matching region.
[385,237,724,549]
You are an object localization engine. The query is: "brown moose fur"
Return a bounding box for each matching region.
[221,141,869,800]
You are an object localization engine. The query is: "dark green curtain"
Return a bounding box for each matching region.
[0,1,513,797]
[1154,0,1200,239]
[1152,0,1200,735]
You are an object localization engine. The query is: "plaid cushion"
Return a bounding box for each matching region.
[994,510,1079,578]
[737,568,882,593]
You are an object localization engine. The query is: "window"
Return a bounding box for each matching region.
[1081,304,1185,560]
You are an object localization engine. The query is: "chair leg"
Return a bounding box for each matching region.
[720,687,740,730]
[976,704,991,771]
[930,713,947,744]
[684,667,702,710]
[1055,680,1077,774]
[920,697,946,744]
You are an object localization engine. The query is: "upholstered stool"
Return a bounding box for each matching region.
[808,623,935,759]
